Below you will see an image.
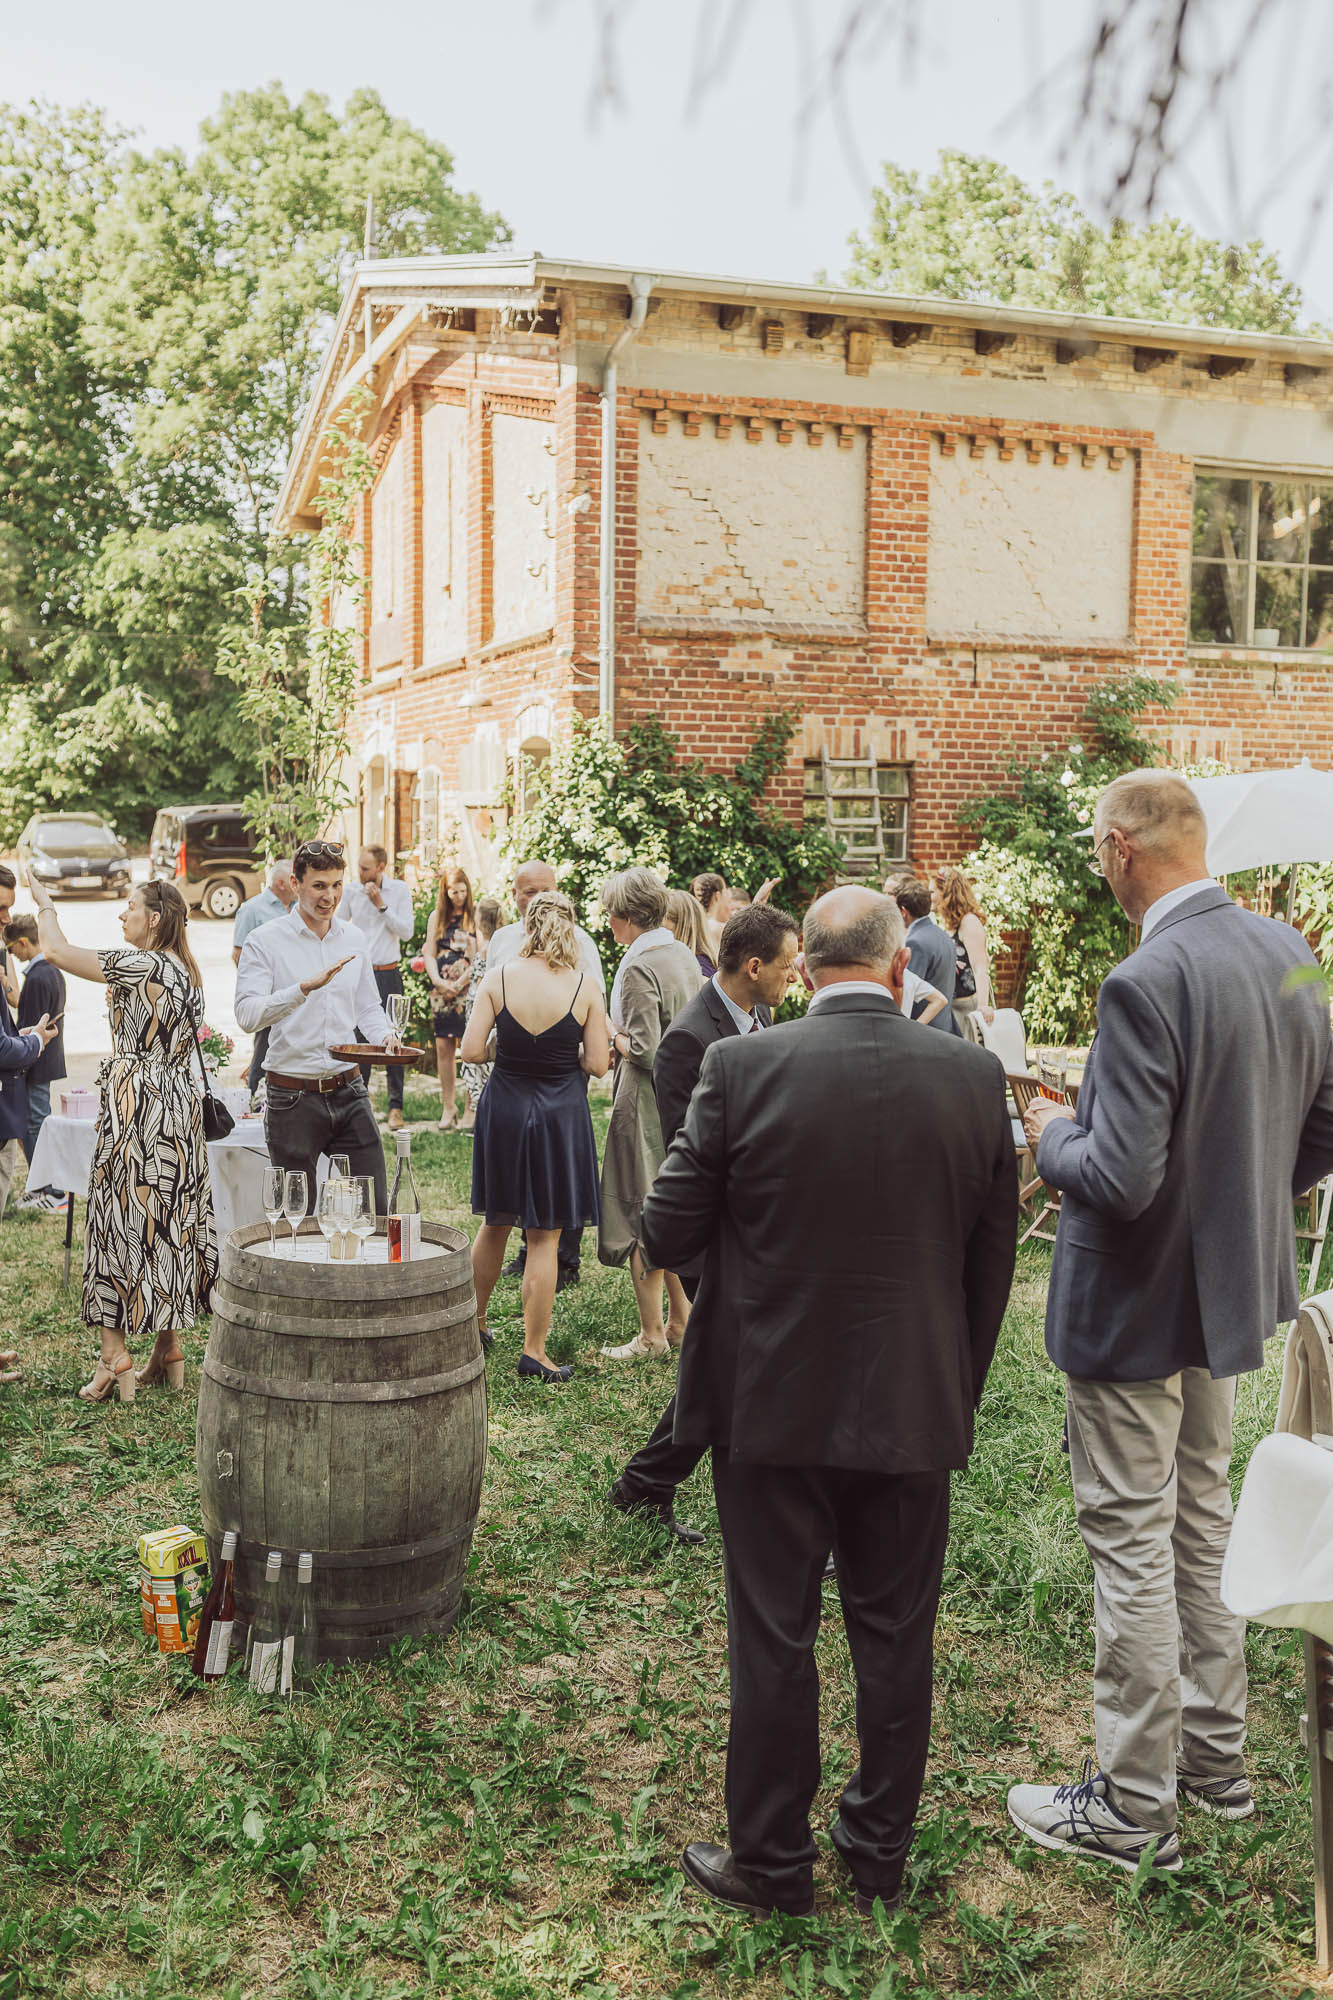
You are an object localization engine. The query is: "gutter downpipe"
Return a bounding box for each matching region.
[599,275,655,731]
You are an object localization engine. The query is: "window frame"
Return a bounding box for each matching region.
[1190,468,1333,652]
[802,758,911,867]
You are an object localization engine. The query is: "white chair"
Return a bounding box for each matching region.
[977,1008,1029,1077]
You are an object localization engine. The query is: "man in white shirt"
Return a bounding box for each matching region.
[235,839,392,1210]
[339,845,416,1132]
[490,858,605,1292]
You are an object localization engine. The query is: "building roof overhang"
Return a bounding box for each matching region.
[275,250,1333,534]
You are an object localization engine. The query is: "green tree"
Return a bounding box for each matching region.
[500,713,844,973]
[841,151,1309,331]
[959,676,1178,1042]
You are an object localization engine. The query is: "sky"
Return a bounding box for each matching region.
[7,0,1331,317]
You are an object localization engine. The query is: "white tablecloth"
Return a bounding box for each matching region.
[27,1113,314,1242]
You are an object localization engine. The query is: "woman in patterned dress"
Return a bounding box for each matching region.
[28,877,217,1404]
[424,866,476,1130]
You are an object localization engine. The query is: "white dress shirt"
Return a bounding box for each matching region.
[712,974,762,1035]
[807,979,899,1010]
[1139,877,1220,941]
[488,919,606,992]
[900,967,944,1019]
[235,907,390,1077]
[338,876,415,966]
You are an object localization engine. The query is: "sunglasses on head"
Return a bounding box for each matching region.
[295,840,345,867]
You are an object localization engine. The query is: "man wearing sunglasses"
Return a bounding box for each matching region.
[234,840,391,1210]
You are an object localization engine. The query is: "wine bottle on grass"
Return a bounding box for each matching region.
[191,1530,238,1680]
[248,1550,286,1695]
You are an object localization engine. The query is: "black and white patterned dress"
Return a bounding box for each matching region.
[83,949,218,1338]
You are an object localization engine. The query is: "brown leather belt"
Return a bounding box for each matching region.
[373,962,400,971]
[267,1068,359,1095]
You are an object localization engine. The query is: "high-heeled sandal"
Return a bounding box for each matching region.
[78,1353,136,1404]
[136,1350,185,1391]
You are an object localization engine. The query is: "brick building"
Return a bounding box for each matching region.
[275,252,1333,886]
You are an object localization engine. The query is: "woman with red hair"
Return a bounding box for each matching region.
[425,866,476,1128]
[932,868,994,1041]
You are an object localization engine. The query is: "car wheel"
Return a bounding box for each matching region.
[202,878,243,920]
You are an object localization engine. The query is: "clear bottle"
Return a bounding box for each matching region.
[247,1549,285,1695]
[288,1552,318,1692]
[387,1130,421,1263]
[191,1530,238,1681]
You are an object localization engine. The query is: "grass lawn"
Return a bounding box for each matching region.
[0,1075,1325,2000]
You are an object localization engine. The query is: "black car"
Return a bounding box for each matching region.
[16,812,132,897]
[149,804,264,920]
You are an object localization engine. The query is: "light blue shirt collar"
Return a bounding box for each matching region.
[712,974,758,1035]
[1139,878,1219,940]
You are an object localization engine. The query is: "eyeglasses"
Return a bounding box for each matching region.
[294,840,345,867]
[1087,834,1114,879]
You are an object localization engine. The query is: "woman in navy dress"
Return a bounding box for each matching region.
[461,892,610,1381]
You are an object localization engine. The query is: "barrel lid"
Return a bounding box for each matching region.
[220,1220,471,1299]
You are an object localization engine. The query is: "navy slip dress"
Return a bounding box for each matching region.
[470,971,602,1231]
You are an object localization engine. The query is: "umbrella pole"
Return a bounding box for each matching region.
[1288,863,1301,926]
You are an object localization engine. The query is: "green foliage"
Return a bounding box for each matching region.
[0,88,508,840]
[959,676,1178,1040]
[498,713,843,969]
[842,150,1312,331]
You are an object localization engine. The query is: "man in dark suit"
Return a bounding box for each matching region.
[5,915,67,1210]
[1009,771,1333,1875]
[894,880,959,1033]
[641,886,1017,1917]
[611,902,800,1543]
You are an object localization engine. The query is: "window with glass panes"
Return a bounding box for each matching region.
[803,760,910,866]
[1191,473,1333,651]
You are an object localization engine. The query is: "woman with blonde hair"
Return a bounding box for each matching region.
[598,867,701,1360]
[425,864,476,1128]
[933,866,995,1041]
[27,876,217,1403]
[462,890,609,1381]
[665,887,715,979]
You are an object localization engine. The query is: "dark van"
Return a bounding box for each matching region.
[149,804,263,920]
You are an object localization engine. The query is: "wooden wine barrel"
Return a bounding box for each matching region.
[196,1220,485,1661]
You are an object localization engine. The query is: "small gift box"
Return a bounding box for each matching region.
[61,1089,98,1120]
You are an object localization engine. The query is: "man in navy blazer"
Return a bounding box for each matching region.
[1008,771,1333,1876]
[894,881,960,1033]
[0,866,56,1218]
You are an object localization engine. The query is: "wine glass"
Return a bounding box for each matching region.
[282,1170,308,1256]
[349,1177,376,1261]
[329,1153,351,1183]
[386,991,409,1052]
[316,1181,342,1263]
[261,1166,284,1258]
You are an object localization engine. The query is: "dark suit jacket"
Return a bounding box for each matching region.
[0,985,39,1145]
[651,981,772,1286]
[1038,886,1333,1382]
[905,918,960,1033]
[641,989,1018,1472]
[17,957,66,1085]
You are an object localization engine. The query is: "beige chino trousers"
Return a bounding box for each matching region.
[1065,1367,1249,1833]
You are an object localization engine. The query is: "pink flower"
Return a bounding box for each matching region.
[410,956,425,973]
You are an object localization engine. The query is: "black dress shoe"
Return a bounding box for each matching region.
[503,1256,525,1279]
[828,1817,902,1917]
[609,1479,704,1545]
[555,1267,580,1293]
[681,1842,814,1917]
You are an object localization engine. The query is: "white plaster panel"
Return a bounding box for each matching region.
[638,416,865,625]
[369,441,403,668]
[421,400,469,665]
[926,440,1133,639]
[491,412,555,641]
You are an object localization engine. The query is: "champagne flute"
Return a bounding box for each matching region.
[329,1153,351,1183]
[261,1166,284,1258]
[385,990,408,1053]
[349,1177,376,1261]
[316,1181,342,1263]
[282,1170,308,1256]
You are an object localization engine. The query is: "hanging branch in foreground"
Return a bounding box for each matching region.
[218,393,374,858]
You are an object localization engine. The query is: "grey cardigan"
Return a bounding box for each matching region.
[1038,886,1333,1382]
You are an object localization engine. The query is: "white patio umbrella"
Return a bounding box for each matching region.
[1188,759,1333,921]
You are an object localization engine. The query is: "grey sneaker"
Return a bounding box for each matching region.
[1007,1759,1182,1874]
[1177,1772,1254,1820]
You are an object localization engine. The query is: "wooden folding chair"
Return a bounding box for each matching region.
[1009,1072,1073,1246]
[1296,1176,1333,1292]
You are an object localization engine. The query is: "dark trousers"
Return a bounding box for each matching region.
[618,1273,703,1503]
[710,1451,951,1908]
[358,967,404,1111]
[248,1026,270,1095]
[513,1223,582,1278]
[263,1077,388,1214]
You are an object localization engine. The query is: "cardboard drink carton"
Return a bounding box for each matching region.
[137,1526,210,1654]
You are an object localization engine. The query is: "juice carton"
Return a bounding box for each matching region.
[138,1526,211,1654]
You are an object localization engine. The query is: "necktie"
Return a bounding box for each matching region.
[748,1016,761,1033]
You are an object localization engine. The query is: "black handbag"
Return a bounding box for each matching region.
[168,961,235,1139]
[953,930,977,1000]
